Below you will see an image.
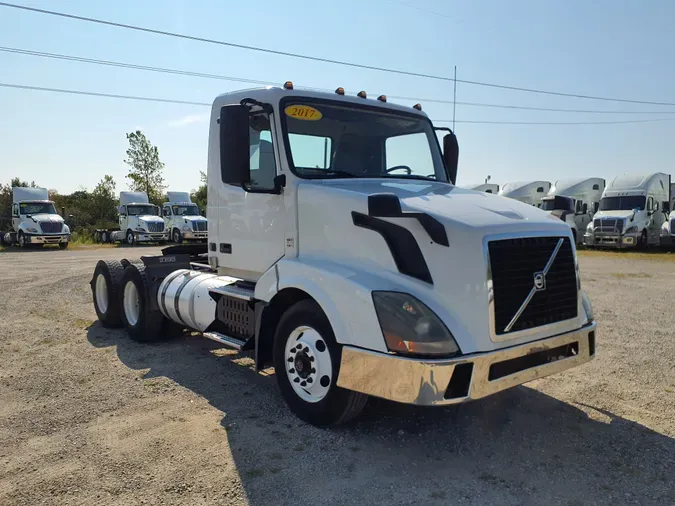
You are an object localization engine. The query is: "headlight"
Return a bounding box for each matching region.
[372,291,460,356]
[586,222,593,232]
[581,290,594,322]
[135,227,145,232]
[63,225,70,233]
[26,227,38,233]
[625,226,638,234]
[183,225,191,231]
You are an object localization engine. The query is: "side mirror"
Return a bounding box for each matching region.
[582,203,588,214]
[593,202,599,214]
[653,201,659,211]
[663,201,671,213]
[220,105,251,185]
[442,132,459,184]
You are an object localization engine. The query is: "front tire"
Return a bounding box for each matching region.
[91,260,125,327]
[17,231,26,248]
[59,242,68,250]
[172,228,182,244]
[273,299,368,427]
[120,264,167,342]
[126,230,135,246]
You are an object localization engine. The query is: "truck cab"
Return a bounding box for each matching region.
[162,191,207,243]
[540,195,586,243]
[112,191,168,245]
[90,83,596,427]
[584,173,671,248]
[499,181,552,207]
[3,187,70,249]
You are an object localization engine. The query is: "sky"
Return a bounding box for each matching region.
[0,0,674,194]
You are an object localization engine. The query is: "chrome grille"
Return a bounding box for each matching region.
[192,220,207,232]
[39,222,63,234]
[489,236,578,335]
[593,218,624,233]
[146,222,164,233]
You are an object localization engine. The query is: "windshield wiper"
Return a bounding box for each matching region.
[380,174,438,182]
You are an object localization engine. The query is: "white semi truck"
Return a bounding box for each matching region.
[1,187,70,249]
[659,182,675,248]
[94,191,168,245]
[499,181,552,207]
[584,173,671,248]
[539,178,605,244]
[162,191,208,243]
[459,183,500,194]
[89,83,596,427]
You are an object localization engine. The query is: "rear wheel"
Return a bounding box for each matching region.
[101,231,109,243]
[120,264,168,342]
[91,260,125,327]
[273,299,368,427]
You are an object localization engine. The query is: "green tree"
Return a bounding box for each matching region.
[123,130,166,205]
[191,170,207,215]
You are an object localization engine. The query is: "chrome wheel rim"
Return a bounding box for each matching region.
[284,326,333,403]
[95,274,108,313]
[123,281,140,326]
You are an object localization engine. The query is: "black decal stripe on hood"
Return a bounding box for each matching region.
[367,193,449,247]
[352,211,433,284]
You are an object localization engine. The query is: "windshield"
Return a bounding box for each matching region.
[599,196,645,211]
[540,196,573,212]
[127,204,157,216]
[172,204,200,216]
[280,99,447,181]
[20,202,57,215]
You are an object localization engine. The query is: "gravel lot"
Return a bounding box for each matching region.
[0,246,673,505]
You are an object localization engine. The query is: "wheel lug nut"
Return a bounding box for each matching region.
[293,377,300,383]
[300,381,307,387]
[287,357,293,362]
[289,368,295,374]
[311,368,316,374]
[306,377,313,383]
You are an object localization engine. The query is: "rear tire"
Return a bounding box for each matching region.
[120,264,168,342]
[91,260,125,327]
[273,299,368,427]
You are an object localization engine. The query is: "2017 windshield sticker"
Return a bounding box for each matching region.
[284,105,323,121]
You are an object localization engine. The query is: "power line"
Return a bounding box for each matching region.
[2,1,675,107]
[2,81,674,125]
[2,46,675,116]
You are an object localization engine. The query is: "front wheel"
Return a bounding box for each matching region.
[273,299,368,427]
[59,242,69,250]
[126,230,135,246]
[639,230,648,249]
[17,231,26,248]
[172,229,182,244]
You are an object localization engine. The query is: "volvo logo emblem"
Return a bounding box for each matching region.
[533,272,546,291]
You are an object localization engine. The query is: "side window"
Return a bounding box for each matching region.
[249,120,277,190]
[647,197,654,211]
[12,204,19,216]
[536,186,544,193]
[575,200,583,213]
[385,133,435,178]
[163,206,170,217]
[485,189,493,194]
[288,134,332,170]
[592,184,599,190]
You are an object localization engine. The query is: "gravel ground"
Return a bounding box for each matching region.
[0,246,673,506]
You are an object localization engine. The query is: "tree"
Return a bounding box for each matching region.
[191,170,207,215]
[123,130,166,205]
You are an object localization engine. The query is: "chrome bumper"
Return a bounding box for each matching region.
[337,322,596,406]
[183,231,207,239]
[584,233,638,248]
[135,232,168,242]
[25,234,69,244]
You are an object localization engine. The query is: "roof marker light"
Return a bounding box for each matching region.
[413,103,422,111]
[377,95,387,102]
[357,91,367,99]
[335,87,345,95]
[283,81,294,90]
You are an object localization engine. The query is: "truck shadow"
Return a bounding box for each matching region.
[87,323,675,505]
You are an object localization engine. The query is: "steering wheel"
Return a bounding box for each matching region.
[386,165,412,175]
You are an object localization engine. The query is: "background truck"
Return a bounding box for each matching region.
[499,180,552,206]
[659,183,675,248]
[94,191,168,245]
[459,183,500,194]
[1,187,70,249]
[584,172,671,248]
[89,83,596,427]
[539,178,605,244]
[162,191,207,244]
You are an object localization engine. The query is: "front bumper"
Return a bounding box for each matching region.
[337,322,596,406]
[134,232,168,242]
[584,233,638,248]
[182,231,207,240]
[24,233,70,244]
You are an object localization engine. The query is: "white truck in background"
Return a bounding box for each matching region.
[659,182,675,248]
[1,187,70,249]
[539,178,605,244]
[459,183,500,194]
[584,173,671,248]
[94,191,168,245]
[162,191,208,244]
[89,83,596,427]
[499,181,552,207]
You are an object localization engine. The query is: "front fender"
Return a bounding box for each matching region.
[255,257,475,354]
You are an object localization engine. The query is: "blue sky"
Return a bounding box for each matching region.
[0,0,674,194]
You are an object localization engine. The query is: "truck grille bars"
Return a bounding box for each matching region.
[489,236,578,335]
[39,222,63,234]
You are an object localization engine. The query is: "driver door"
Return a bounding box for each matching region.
[11,204,20,231]
[119,205,129,231]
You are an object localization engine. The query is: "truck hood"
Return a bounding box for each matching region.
[297,179,581,354]
[593,210,636,220]
[185,216,207,222]
[138,215,164,223]
[29,213,64,224]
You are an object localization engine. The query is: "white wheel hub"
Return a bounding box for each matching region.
[123,280,140,326]
[95,274,108,314]
[284,326,333,403]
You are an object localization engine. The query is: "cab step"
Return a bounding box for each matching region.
[209,281,255,301]
[203,331,248,350]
